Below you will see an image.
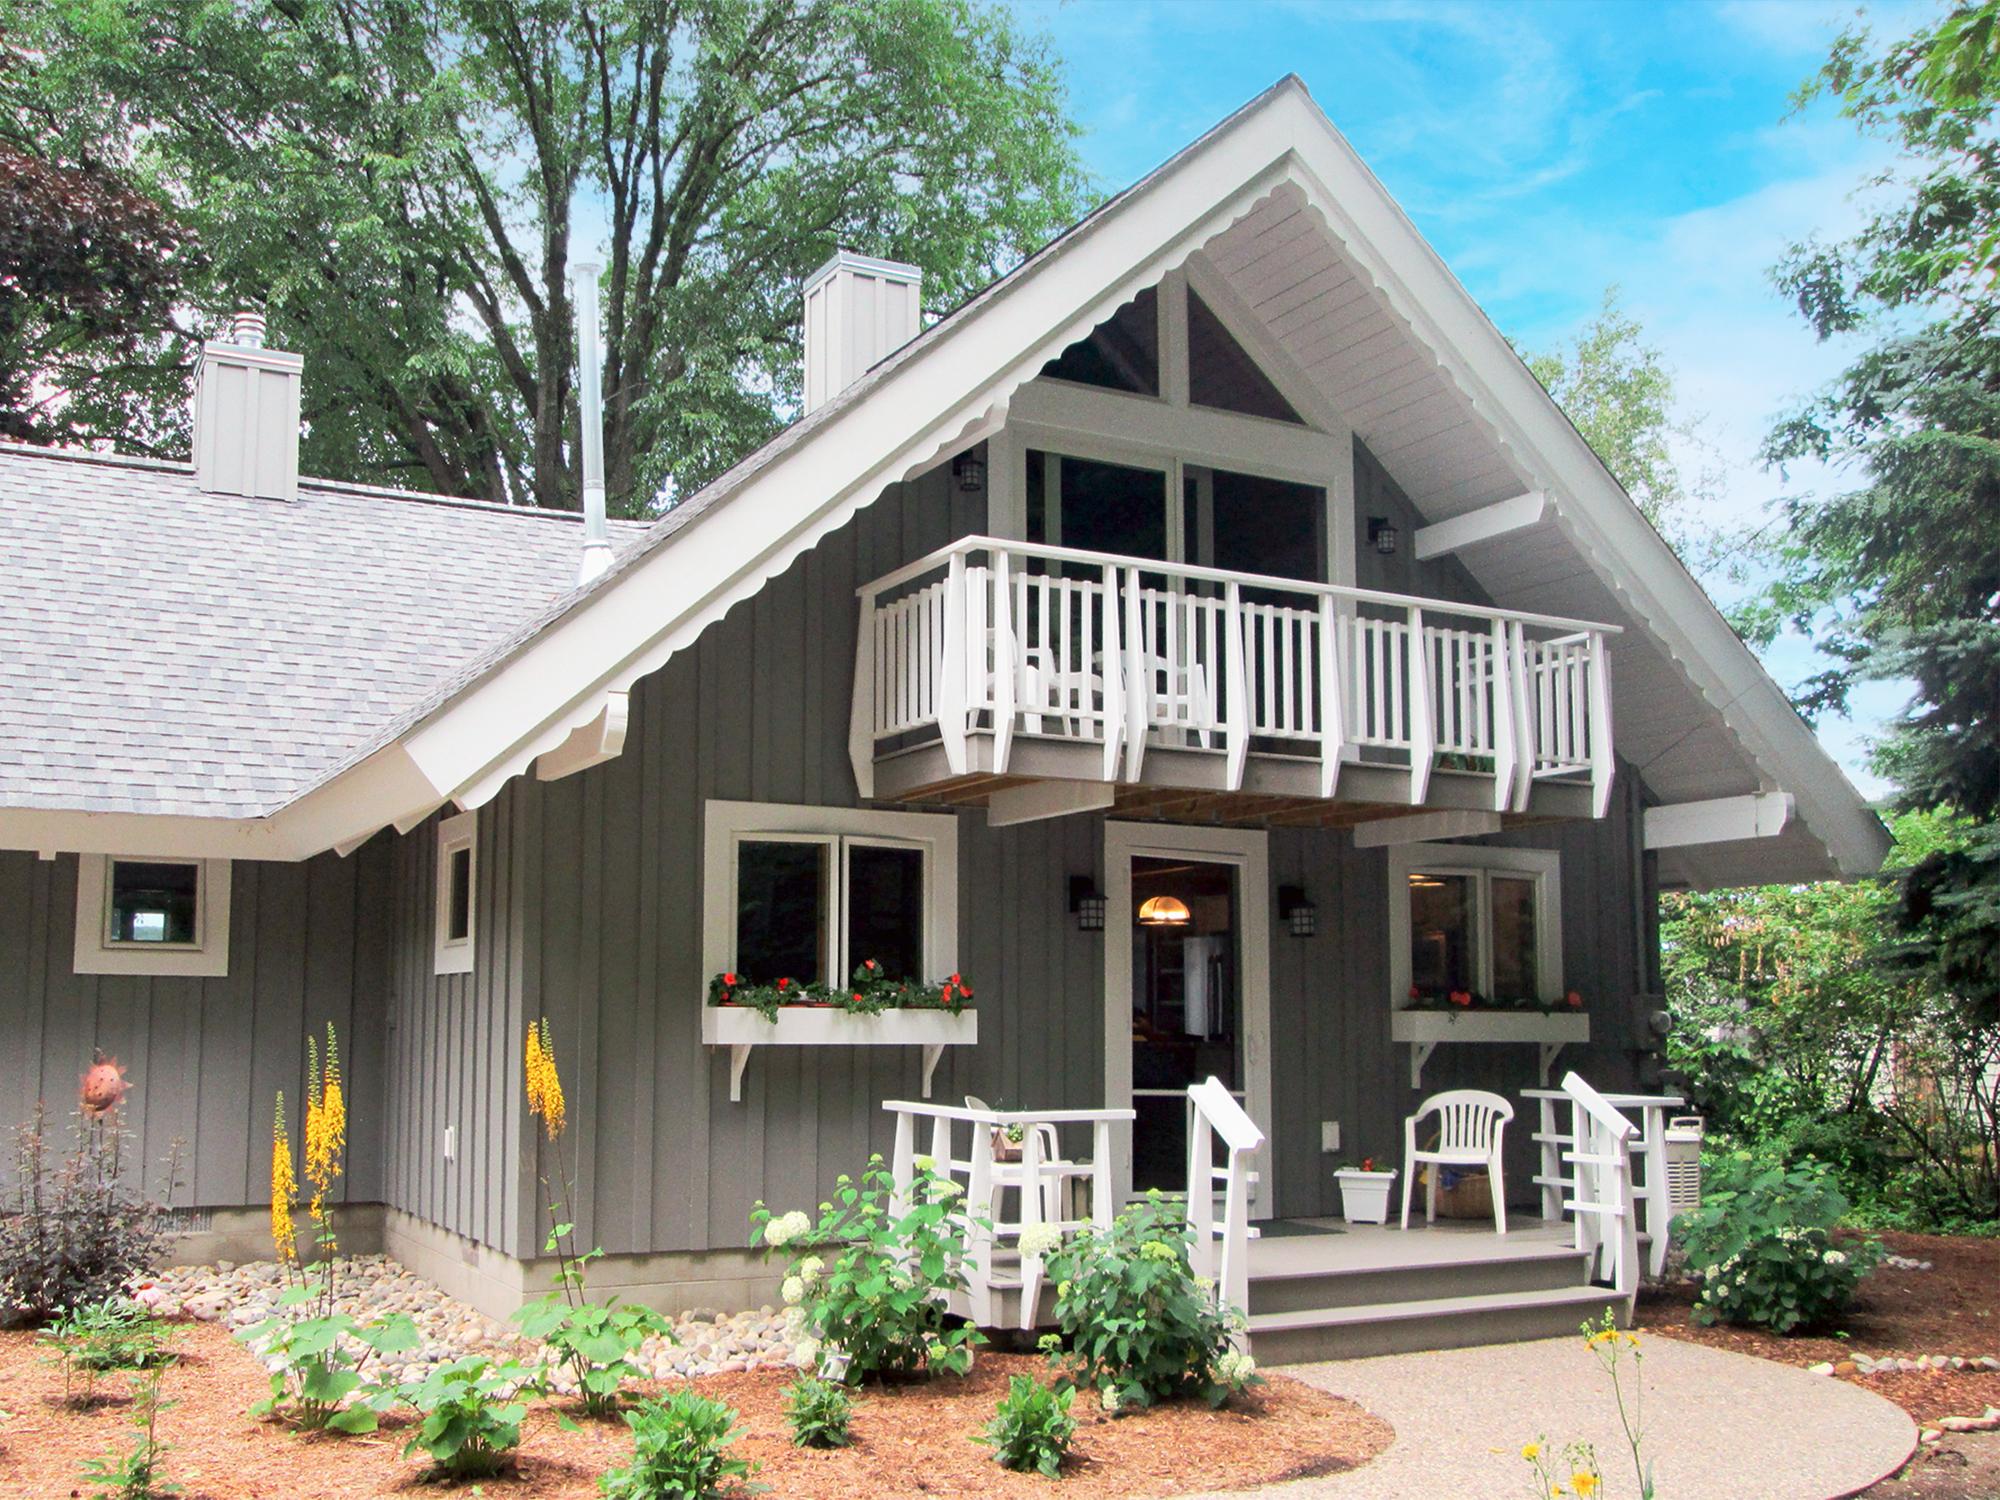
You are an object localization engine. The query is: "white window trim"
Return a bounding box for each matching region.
[73,854,231,977]
[1387,843,1562,1005]
[433,810,477,976]
[701,800,958,987]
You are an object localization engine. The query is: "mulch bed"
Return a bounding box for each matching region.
[0,1320,1390,1500]
[1636,1230,2000,1426]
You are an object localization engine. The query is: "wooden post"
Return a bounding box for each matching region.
[1318,594,1344,798]
[992,549,1016,775]
[1407,607,1433,804]
[849,588,879,798]
[937,555,969,776]
[1223,580,1249,791]
[1099,564,1124,782]
[1588,634,1615,818]
[1122,566,1149,782]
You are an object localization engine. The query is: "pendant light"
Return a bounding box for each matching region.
[1137,894,1192,926]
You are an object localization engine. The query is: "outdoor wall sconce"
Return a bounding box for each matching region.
[1368,517,1400,556]
[1068,876,1106,931]
[1279,884,1318,938]
[953,448,987,492]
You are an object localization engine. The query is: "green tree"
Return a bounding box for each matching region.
[1764,0,2000,1015]
[0,0,1088,512]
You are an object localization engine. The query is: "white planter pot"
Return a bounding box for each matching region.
[1335,1169,1398,1225]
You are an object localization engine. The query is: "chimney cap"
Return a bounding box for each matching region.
[231,309,267,348]
[805,249,922,294]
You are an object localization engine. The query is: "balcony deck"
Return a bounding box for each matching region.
[851,537,1619,825]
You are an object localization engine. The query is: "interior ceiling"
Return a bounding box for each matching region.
[1199,183,1828,887]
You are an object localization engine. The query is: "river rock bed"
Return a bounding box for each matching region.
[142,1254,799,1388]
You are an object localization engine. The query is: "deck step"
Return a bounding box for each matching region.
[1248,1285,1625,1365]
[1247,1242,1591,1316]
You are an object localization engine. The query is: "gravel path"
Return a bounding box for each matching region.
[143,1254,799,1390]
[1187,1335,1917,1500]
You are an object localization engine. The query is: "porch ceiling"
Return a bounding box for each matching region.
[1200,185,1848,887]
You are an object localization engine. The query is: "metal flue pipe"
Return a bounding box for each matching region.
[573,261,612,585]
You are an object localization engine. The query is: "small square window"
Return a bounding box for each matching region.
[1408,871,1475,997]
[74,855,230,976]
[735,838,831,985]
[434,811,477,976]
[846,842,926,982]
[1393,847,1560,1006]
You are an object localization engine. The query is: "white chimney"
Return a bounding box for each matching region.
[572,262,612,585]
[193,309,302,502]
[802,251,921,414]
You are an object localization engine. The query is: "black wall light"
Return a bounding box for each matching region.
[1368,517,1400,556]
[952,448,987,492]
[1278,884,1318,938]
[1069,875,1106,931]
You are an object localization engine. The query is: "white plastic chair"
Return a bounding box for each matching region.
[1401,1089,1514,1235]
[966,1096,1072,1224]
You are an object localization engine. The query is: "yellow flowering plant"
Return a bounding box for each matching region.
[1519,1311,1653,1500]
[513,1016,673,1418]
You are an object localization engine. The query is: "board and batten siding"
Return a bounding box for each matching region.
[0,846,392,1212]
[374,439,1658,1262]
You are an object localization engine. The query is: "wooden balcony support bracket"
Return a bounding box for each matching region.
[1588,636,1615,818]
[1406,606,1433,805]
[1224,580,1250,792]
[1122,566,1150,782]
[1317,595,1344,798]
[990,549,1017,776]
[848,595,879,798]
[1413,490,1550,560]
[1507,621,1535,813]
[1488,615,1516,813]
[937,553,970,778]
[1100,565,1126,781]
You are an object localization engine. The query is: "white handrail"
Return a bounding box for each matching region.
[1558,1071,1640,1318]
[1185,1077,1262,1346]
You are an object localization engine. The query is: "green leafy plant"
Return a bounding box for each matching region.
[599,1389,757,1500]
[780,1375,854,1449]
[77,1363,179,1499]
[245,1291,419,1432]
[1042,1190,1256,1409]
[1521,1312,1654,1500]
[752,1155,986,1381]
[978,1374,1076,1478]
[391,1354,533,1480]
[42,1299,170,1405]
[514,1295,673,1419]
[1673,1147,1882,1332]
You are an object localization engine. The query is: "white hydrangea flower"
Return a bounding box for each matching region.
[781,1275,806,1306]
[1825,1250,1847,1267]
[912,1154,935,1172]
[792,1336,820,1368]
[763,1209,812,1248]
[1018,1224,1063,1258]
[1195,1275,1215,1294]
[1217,1350,1257,1385]
[798,1255,824,1284]
[1100,1386,1121,1414]
[928,1177,964,1201]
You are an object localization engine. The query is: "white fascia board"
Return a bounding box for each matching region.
[391,99,1316,815]
[1268,93,1890,879]
[1413,491,1548,560]
[986,780,1116,828]
[1351,809,1503,848]
[1643,792,1792,851]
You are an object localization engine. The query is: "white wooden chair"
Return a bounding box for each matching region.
[1401,1089,1514,1235]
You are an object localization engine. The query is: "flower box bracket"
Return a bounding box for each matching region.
[1388,1009,1591,1089]
[701,1006,979,1102]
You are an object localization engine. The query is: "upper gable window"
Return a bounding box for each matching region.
[74,855,232,976]
[1040,286,1159,396]
[1188,289,1303,424]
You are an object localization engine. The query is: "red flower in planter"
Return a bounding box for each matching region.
[1409,985,1421,1001]
[1361,1156,1376,1173]
[723,973,737,986]
[1448,989,1473,1008]
[777,977,790,991]
[1565,990,1584,1009]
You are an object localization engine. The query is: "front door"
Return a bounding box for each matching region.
[1104,823,1273,1208]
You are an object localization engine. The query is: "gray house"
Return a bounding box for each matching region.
[0,80,1883,1357]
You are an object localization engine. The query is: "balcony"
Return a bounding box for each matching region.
[848,538,1618,824]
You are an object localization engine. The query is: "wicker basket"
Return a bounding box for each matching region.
[1428,1166,1493,1220]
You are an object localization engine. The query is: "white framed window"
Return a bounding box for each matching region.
[702,801,958,988]
[73,855,232,977]
[433,810,477,976]
[1387,844,1562,1005]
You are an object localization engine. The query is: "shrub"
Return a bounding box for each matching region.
[781,1375,854,1449]
[391,1354,533,1480]
[752,1155,985,1381]
[77,1363,178,1499]
[42,1299,171,1405]
[1673,1147,1882,1332]
[979,1375,1076,1478]
[1042,1190,1254,1409]
[600,1389,755,1500]
[1,1090,176,1328]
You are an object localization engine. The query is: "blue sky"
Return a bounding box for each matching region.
[1013,0,1921,797]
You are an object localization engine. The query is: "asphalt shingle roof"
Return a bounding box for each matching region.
[0,443,643,817]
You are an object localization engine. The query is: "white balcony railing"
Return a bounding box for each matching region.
[849,537,1619,814]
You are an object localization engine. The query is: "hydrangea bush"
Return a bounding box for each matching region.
[1041,1190,1258,1409]
[752,1155,985,1381]
[1674,1147,1881,1333]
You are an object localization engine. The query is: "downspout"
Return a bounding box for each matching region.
[574,261,613,584]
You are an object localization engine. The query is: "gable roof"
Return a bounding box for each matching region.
[0,77,1887,887]
[0,442,643,817]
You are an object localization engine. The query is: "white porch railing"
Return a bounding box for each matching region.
[850,537,1619,814]
[1526,1085,1685,1280]
[882,1100,1133,1330]
[1185,1076,1264,1343]
[1554,1071,1641,1319]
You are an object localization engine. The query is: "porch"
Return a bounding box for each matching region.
[849,537,1619,828]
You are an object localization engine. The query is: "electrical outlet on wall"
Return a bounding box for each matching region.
[1320,1120,1340,1153]
[443,1124,457,1163]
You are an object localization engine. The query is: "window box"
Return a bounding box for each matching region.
[1390,1008,1590,1088]
[702,1004,978,1102]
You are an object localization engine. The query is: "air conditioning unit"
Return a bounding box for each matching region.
[1663,1115,1705,1220]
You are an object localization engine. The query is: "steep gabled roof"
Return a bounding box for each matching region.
[0,77,1887,885]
